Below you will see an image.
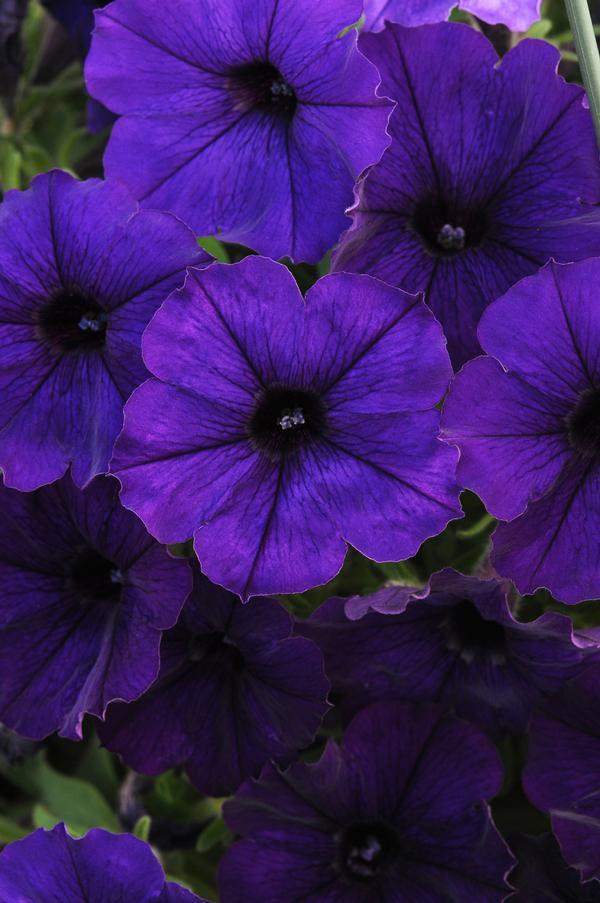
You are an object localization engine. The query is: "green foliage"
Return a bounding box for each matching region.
[1,750,120,835]
[198,236,231,262]
[0,2,105,196]
[0,1,597,899]
[282,491,495,619]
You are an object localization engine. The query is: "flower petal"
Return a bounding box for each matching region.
[492,460,600,604]
[441,356,571,521]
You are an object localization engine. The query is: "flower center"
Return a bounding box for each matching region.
[227,61,297,119]
[248,386,326,459]
[412,198,489,256]
[437,224,466,251]
[37,289,108,352]
[336,821,400,883]
[67,547,124,605]
[441,600,508,665]
[188,632,245,672]
[566,387,600,458]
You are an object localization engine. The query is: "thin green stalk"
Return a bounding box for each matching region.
[565,0,600,149]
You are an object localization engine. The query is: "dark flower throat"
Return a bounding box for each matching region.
[67,547,124,605]
[337,821,400,882]
[227,61,297,119]
[249,386,326,459]
[566,387,600,458]
[412,197,489,256]
[188,632,245,672]
[441,600,508,665]
[37,289,108,352]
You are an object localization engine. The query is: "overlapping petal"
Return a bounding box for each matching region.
[442,260,600,603]
[524,665,600,881]
[493,460,600,604]
[0,824,206,902]
[300,570,595,735]
[220,702,512,902]
[99,570,329,796]
[364,0,541,31]
[113,256,459,598]
[334,25,600,366]
[0,475,190,740]
[86,0,391,261]
[0,170,204,490]
[507,833,600,901]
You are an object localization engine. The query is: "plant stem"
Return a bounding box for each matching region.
[565,0,600,149]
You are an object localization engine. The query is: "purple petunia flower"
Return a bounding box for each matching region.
[84,0,391,263]
[0,474,191,740]
[98,568,329,797]
[441,259,600,604]
[506,833,600,901]
[0,170,205,491]
[0,823,206,902]
[111,256,460,600]
[364,0,541,32]
[219,701,513,901]
[299,569,596,737]
[333,24,600,368]
[524,663,600,882]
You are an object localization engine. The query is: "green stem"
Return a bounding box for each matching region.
[565,0,600,149]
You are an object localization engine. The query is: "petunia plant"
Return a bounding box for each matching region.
[1,0,600,900]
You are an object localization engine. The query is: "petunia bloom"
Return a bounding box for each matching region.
[299,569,596,737]
[524,663,600,882]
[0,474,191,740]
[0,823,206,902]
[111,256,460,600]
[0,170,205,491]
[441,259,600,604]
[333,24,600,367]
[98,568,329,797]
[84,0,391,263]
[507,833,600,901]
[219,701,513,901]
[363,0,541,32]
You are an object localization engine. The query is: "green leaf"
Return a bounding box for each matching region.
[316,251,332,277]
[133,815,152,843]
[5,753,120,835]
[38,759,120,833]
[198,235,230,262]
[74,739,120,805]
[0,816,28,844]
[526,18,553,38]
[376,560,423,586]
[0,141,22,192]
[154,770,189,807]
[195,815,233,853]
[338,14,365,37]
[167,539,194,558]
